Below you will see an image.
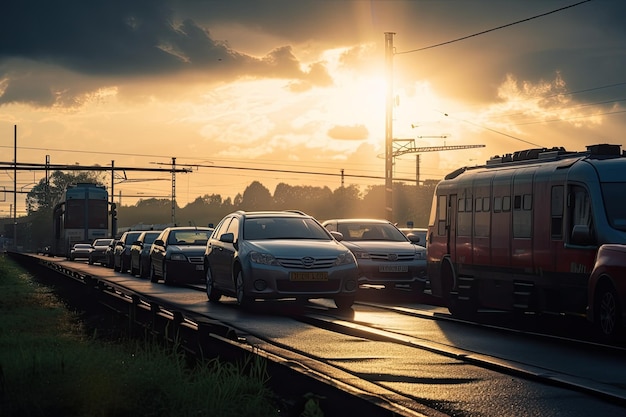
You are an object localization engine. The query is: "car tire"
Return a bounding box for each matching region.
[235,270,252,308]
[88,256,94,265]
[163,263,172,285]
[334,295,355,310]
[150,263,159,283]
[139,260,146,278]
[596,283,622,341]
[205,266,222,302]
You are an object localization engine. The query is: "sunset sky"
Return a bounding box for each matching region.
[1,0,625,217]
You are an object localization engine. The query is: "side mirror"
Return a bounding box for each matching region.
[406,233,421,244]
[571,224,591,245]
[153,239,165,247]
[330,231,343,241]
[220,233,234,244]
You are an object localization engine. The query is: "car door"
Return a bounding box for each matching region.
[208,217,237,288]
[150,230,168,276]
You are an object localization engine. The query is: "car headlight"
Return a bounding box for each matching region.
[351,250,371,260]
[170,253,187,261]
[250,251,279,266]
[335,251,356,266]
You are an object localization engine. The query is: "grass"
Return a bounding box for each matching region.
[0,254,281,417]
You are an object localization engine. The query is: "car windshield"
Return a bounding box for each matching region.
[168,230,212,245]
[338,223,408,242]
[143,233,160,244]
[93,239,112,246]
[244,218,330,240]
[602,182,626,232]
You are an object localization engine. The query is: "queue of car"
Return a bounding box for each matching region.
[72,211,428,309]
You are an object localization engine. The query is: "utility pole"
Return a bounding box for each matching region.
[385,32,395,222]
[171,157,176,225]
[13,125,17,250]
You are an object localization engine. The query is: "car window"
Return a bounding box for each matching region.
[169,230,212,245]
[339,223,407,242]
[143,232,160,244]
[244,218,330,240]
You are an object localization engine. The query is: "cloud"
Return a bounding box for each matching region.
[327,124,369,140]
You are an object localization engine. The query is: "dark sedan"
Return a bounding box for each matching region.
[149,226,213,285]
[130,231,162,278]
[88,238,114,265]
[113,231,143,273]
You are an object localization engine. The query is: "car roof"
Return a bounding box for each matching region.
[235,210,310,219]
[323,218,393,225]
[163,226,213,231]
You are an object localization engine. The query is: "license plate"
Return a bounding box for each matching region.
[290,272,328,281]
[379,265,408,273]
[195,265,204,271]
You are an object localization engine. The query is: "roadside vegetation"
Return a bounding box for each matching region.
[0,255,280,417]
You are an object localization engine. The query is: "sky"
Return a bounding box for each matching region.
[1,0,625,217]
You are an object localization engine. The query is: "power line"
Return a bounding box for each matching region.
[395,0,592,55]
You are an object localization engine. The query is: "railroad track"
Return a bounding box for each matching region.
[11,252,626,417]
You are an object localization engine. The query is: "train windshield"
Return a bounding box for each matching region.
[602,183,626,231]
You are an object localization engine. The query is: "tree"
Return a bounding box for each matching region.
[240,181,272,210]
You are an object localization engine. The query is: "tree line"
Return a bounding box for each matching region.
[3,171,436,250]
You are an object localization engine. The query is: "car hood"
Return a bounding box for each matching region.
[341,240,424,254]
[245,239,349,257]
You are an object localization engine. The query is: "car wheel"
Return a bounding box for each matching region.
[334,295,355,310]
[88,256,94,265]
[206,266,222,302]
[150,262,159,283]
[596,283,622,340]
[163,263,172,285]
[235,270,252,308]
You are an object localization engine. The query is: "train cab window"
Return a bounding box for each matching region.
[568,185,595,245]
[551,186,564,239]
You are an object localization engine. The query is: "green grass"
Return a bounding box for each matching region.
[0,254,280,417]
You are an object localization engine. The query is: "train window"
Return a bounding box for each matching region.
[514,195,522,210]
[437,195,447,235]
[483,197,490,212]
[551,186,564,239]
[523,194,532,210]
[438,195,447,220]
[475,197,482,212]
[502,196,511,211]
[458,198,465,212]
[493,196,502,212]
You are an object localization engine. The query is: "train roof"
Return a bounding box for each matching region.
[445,143,623,180]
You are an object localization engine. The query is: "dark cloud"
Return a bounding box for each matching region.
[0,0,624,109]
[0,0,336,107]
